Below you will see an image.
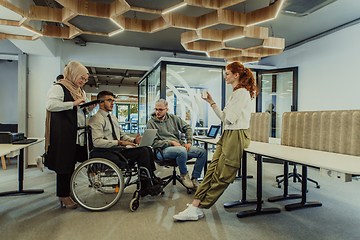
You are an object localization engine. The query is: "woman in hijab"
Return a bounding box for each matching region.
[45,61,96,209]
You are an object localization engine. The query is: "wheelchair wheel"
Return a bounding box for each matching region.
[71,158,124,211]
[130,198,140,211]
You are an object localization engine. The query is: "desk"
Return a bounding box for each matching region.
[0,138,45,197]
[233,141,360,218]
[193,137,257,208]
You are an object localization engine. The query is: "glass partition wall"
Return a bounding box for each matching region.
[138,58,226,134]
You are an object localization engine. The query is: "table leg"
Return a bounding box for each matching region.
[284,165,322,211]
[0,148,44,197]
[268,161,302,202]
[224,152,257,208]
[236,155,281,218]
[203,142,208,173]
[1,155,6,170]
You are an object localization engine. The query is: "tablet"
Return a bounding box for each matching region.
[79,99,104,108]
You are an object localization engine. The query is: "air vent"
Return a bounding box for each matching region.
[282,0,338,17]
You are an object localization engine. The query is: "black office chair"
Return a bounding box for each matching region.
[276,163,320,189]
[154,148,193,194]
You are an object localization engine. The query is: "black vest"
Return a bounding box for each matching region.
[45,84,78,174]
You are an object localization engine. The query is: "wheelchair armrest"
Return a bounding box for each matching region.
[154,147,167,161]
[91,148,129,163]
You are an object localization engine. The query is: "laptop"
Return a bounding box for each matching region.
[12,138,38,145]
[126,129,157,148]
[195,125,220,139]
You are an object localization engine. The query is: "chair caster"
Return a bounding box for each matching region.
[186,189,192,194]
[161,191,165,195]
[130,198,140,211]
[316,185,320,189]
[277,185,281,188]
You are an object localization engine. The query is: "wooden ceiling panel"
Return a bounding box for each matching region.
[0,0,286,63]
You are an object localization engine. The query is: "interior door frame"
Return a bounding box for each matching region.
[253,67,298,113]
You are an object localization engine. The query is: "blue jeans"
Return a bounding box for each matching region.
[157,146,207,178]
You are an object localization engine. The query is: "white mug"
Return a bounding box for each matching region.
[201,90,208,98]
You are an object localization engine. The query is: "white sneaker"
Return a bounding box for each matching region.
[180,173,194,188]
[36,156,44,172]
[173,204,199,221]
[187,203,204,218]
[191,178,200,189]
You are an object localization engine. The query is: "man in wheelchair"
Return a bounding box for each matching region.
[88,91,162,197]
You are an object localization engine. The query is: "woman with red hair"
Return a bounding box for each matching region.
[173,61,258,221]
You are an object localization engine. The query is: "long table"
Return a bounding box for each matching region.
[193,138,360,218]
[0,138,45,197]
[235,141,360,217]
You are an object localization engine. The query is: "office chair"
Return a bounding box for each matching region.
[154,148,193,194]
[276,163,320,189]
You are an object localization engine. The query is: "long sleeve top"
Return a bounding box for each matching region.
[46,84,88,146]
[88,109,134,148]
[146,112,193,149]
[213,88,251,130]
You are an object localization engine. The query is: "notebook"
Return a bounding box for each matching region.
[125,129,157,148]
[195,125,220,139]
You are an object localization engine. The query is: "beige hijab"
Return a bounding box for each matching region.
[45,61,89,152]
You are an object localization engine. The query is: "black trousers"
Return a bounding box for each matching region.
[113,146,156,178]
[56,145,87,197]
[57,173,73,197]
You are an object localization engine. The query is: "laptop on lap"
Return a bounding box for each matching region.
[126,129,157,148]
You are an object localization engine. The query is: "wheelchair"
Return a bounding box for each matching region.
[70,125,158,211]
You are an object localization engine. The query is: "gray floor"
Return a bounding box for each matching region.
[1,156,360,240]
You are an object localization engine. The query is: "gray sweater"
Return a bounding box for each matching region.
[146,112,193,149]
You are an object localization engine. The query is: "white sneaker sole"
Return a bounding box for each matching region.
[173,215,199,221]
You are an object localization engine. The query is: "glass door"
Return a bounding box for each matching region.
[256,67,298,139]
[118,104,130,133]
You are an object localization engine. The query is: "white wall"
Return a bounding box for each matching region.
[27,55,62,165]
[259,23,360,111]
[0,60,18,124]
[0,39,19,55]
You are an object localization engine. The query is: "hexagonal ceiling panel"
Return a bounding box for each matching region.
[0,0,286,63]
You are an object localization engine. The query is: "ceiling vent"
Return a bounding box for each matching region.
[282,0,338,17]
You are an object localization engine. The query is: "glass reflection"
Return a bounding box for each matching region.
[165,64,223,132]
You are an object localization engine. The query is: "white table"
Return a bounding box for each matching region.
[0,138,45,197]
[235,141,360,218]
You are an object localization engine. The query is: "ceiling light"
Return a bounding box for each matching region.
[247,18,274,27]
[223,36,245,42]
[162,3,187,14]
[262,46,283,49]
[275,0,285,18]
[109,29,124,37]
[110,18,123,29]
